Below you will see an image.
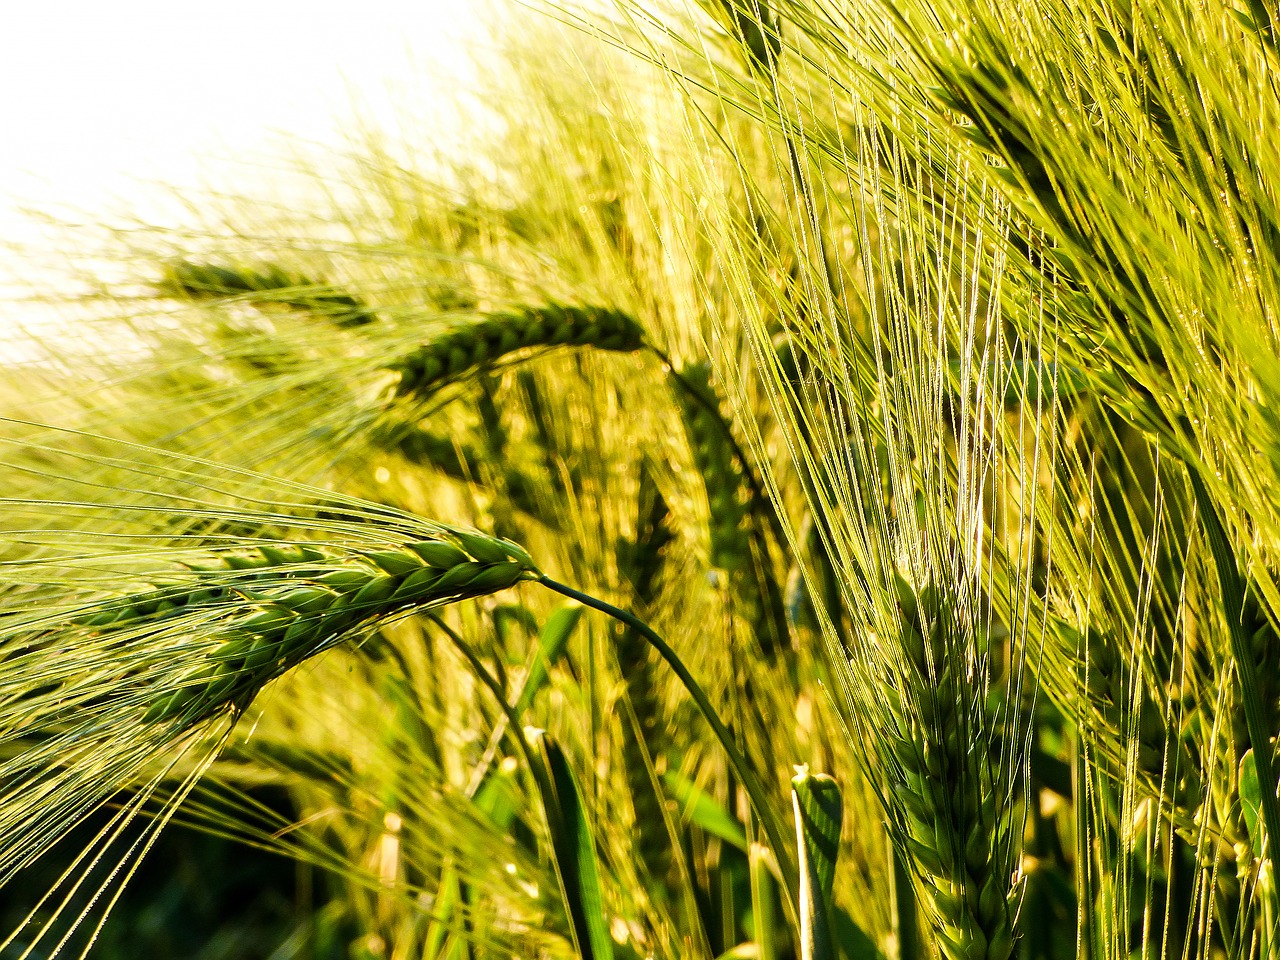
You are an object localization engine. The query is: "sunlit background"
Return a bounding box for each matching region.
[0,1,485,346]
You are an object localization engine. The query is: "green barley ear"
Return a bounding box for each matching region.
[792,767,842,960]
[390,303,646,401]
[671,362,788,655]
[673,363,751,576]
[879,574,1022,960]
[1057,618,1202,818]
[613,465,677,885]
[159,260,377,328]
[85,530,539,728]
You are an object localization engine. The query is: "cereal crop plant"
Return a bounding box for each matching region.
[1,0,1278,958]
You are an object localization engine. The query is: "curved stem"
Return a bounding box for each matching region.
[430,613,611,960]
[536,574,800,910]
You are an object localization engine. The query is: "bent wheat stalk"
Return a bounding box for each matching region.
[535,573,801,912]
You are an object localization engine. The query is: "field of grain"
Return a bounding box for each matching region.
[2,2,1278,958]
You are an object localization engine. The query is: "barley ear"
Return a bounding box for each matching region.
[159,260,376,327]
[116,530,540,729]
[880,575,1022,960]
[669,361,789,654]
[613,466,677,884]
[391,304,646,401]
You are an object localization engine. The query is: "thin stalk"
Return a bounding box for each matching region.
[427,616,543,797]
[1073,730,1094,960]
[536,575,801,911]
[429,615,602,960]
[749,837,779,960]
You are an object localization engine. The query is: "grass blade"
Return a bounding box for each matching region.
[792,769,841,960]
[532,732,616,960]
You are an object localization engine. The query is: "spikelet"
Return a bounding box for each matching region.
[76,533,537,728]
[391,304,646,400]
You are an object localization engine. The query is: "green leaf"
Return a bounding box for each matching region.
[514,604,582,715]
[662,769,749,852]
[533,732,615,960]
[1242,749,1262,844]
[473,759,521,829]
[792,768,843,960]
[793,770,841,909]
[423,865,464,959]
[749,842,780,960]
[1231,6,1259,28]
[832,906,883,960]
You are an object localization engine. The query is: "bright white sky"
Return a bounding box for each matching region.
[0,1,487,342]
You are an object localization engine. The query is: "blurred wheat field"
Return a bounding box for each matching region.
[1,1,1278,958]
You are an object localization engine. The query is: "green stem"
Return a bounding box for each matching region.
[428,615,542,789]
[536,575,801,910]
[429,615,599,960]
[1072,730,1094,960]
[749,835,780,960]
